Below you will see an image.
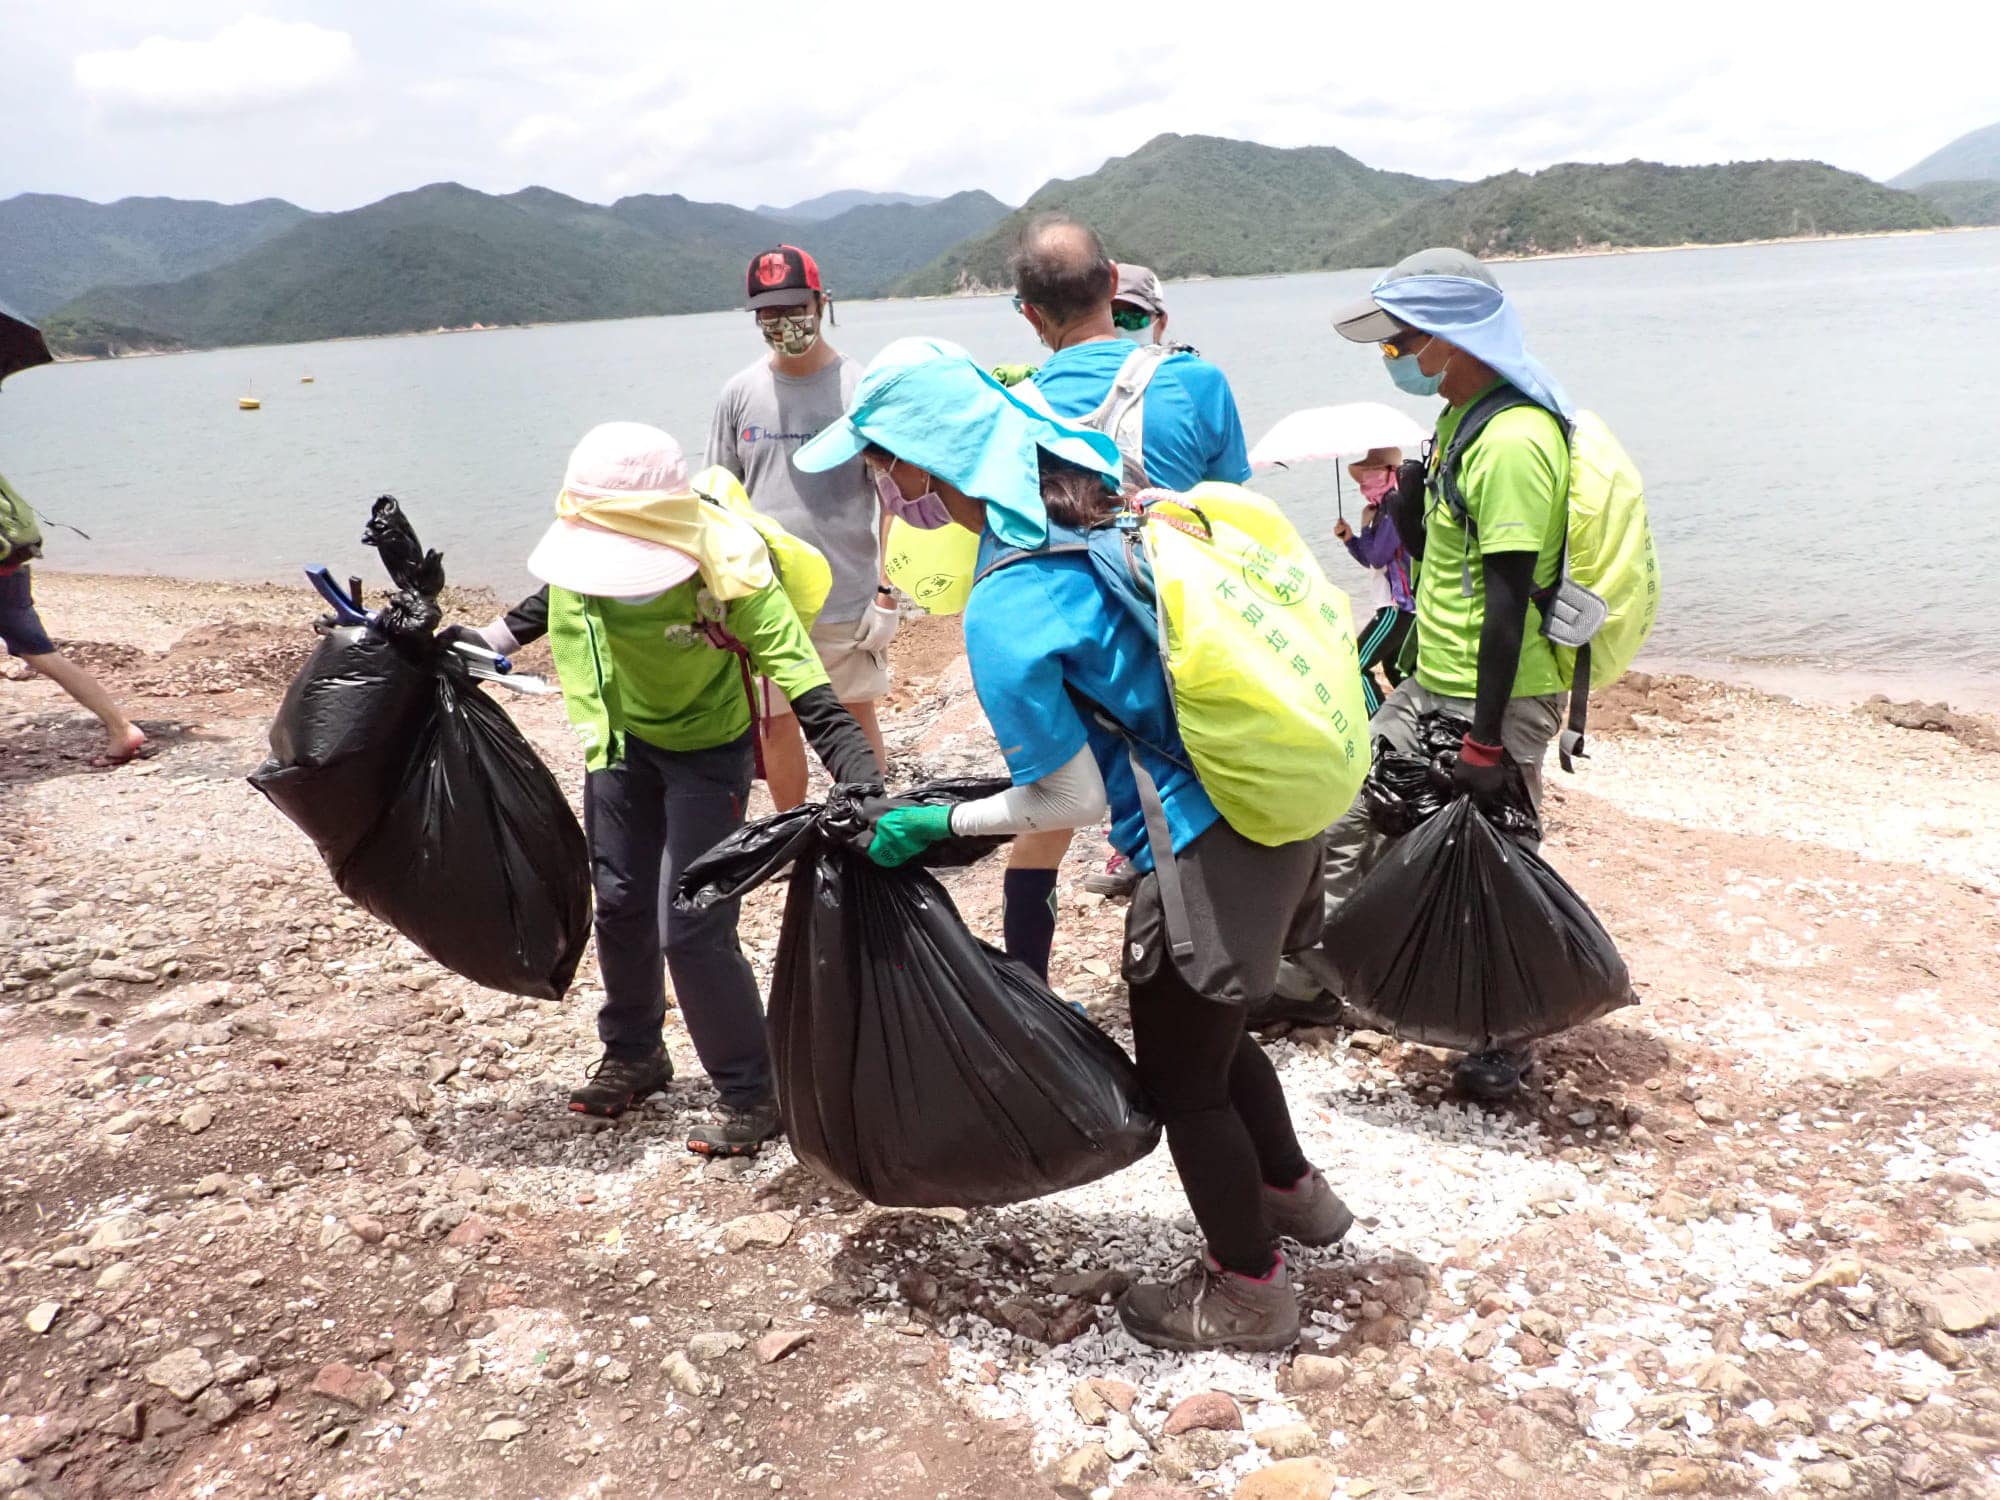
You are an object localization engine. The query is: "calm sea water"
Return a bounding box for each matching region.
[5,230,1998,692]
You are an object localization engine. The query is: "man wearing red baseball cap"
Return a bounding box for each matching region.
[706,246,894,810]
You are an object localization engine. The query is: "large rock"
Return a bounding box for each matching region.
[719,1212,794,1252]
[1164,1391,1242,1436]
[1251,1423,1318,1460]
[1910,1268,2000,1333]
[1233,1458,1336,1500]
[309,1361,394,1412]
[1071,1377,1138,1425]
[1048,1443,1113,1498]
[143,1348,216,1401]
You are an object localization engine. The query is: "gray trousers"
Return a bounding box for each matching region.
[1287,680,1564,1000]
[583,733,770,1106]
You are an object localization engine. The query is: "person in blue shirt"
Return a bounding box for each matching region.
[1000,216,1254,970]
[795,339,1351,1355]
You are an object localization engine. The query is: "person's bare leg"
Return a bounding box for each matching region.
[1009,829,1072,872]
[843,699,887,777]
[762,710,809,812]
[23,650,146,762]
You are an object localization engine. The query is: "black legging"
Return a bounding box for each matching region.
[1128,963,1310,1277]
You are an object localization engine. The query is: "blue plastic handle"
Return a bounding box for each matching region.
[305,565,373,626]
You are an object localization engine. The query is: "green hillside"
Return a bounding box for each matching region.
[895,134,1451,295]
[804,192,1012,296]
[41,184,1011,355]
[1326,159,1950,267]
[0,193,310,317]
[1890,122,2000,188]
[1913,179,2000,226]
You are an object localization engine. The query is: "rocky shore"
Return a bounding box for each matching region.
[4,572,2000,1500]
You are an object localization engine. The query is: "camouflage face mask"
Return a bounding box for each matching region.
[759,312,819,358]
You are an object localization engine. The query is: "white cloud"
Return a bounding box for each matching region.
[504,113,584,157]
[74,16,357,123]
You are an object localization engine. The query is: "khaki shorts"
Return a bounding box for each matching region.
[762,616,889,717]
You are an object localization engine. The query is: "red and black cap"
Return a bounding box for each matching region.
[745,245,824,310]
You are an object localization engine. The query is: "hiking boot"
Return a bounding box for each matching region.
[686,1095,782,1158]
[1083,854,1139,900]
[1116,1255,1300,1353]
[1263,1168,1354,1248]
[1246,970,1348,1036]
[1452,1046,1535,1101]
[569,1047,671,1118]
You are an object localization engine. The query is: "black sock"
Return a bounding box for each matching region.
[1002,867,1060,982]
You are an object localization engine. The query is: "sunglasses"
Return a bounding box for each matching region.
[1378,331,1427,360]
[1111,306,1153,331]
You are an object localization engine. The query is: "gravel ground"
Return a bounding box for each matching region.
[4,576,2000,1500]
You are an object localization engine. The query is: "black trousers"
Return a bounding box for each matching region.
[583,734,771,1107]
[1123,821,1323,1276]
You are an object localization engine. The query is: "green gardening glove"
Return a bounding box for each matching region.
[866,805,955,868]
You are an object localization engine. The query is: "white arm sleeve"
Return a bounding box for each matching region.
[945,745,1109,839]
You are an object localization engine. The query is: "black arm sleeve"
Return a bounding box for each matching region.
[503,586,550,647]
[1473,551,1536,744]
[791,684,882,787]
[1390,460,1428,561]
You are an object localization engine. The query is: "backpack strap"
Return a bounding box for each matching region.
[1081,343,1172,492]
[1558,642,1590,774]
[1432,384,1542,535]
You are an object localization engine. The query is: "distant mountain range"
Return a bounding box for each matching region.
[1322,158,1948,268]
[1890,121,2000,188]
[895,134,1453,295]
[32,186,1011,357]
[8,127,1978,359]
[755,189,941,221]
[1889,120,2000,226]
[0,194,310,318]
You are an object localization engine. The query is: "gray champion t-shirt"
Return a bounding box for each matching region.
[705,354,878,625]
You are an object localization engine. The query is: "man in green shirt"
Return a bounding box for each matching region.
[467,423,879,1151]
[1309,249,1575,1099]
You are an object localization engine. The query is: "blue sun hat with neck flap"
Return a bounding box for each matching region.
[793,336,1121,550]
[1334,247,1574,421]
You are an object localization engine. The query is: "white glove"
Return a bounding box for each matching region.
[853,599,899,658]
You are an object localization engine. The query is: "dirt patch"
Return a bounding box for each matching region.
[1864,694,2000,753]
[1587,671,1722,735]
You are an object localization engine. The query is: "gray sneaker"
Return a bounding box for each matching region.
[686,1095,782,1158]
[1263,1168,1354,1247]
[1117,1255,1300,1353]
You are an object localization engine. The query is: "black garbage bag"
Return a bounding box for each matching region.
[679,782,1160,1208]
[1322,797,1632,1051]
[1361,711,1541,840]
[249,500,590,1000]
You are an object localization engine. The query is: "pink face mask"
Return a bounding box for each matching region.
[1355,467,1398,505]
[873,465,952,530]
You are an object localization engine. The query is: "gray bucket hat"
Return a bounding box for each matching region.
[1332,247,1499,342]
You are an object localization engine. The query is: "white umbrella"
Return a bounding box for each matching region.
[1248,402,1430,473]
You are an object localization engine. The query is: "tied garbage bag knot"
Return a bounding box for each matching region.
[249,500,590,1001]
[1360,709,1541,840]
[677,779,1160,1209]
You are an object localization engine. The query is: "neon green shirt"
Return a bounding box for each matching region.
[1414,387,1570,700]
[550,576,827,764]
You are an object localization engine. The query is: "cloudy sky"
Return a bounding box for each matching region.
[9,1,1998,211]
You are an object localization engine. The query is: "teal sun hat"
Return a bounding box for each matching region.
[793,336,1121,550]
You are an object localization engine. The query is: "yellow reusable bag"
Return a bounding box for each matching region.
[884,517,980,615]
[1137,484,1369,845]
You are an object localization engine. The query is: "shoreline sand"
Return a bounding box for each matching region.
[6,571,2000,1499]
